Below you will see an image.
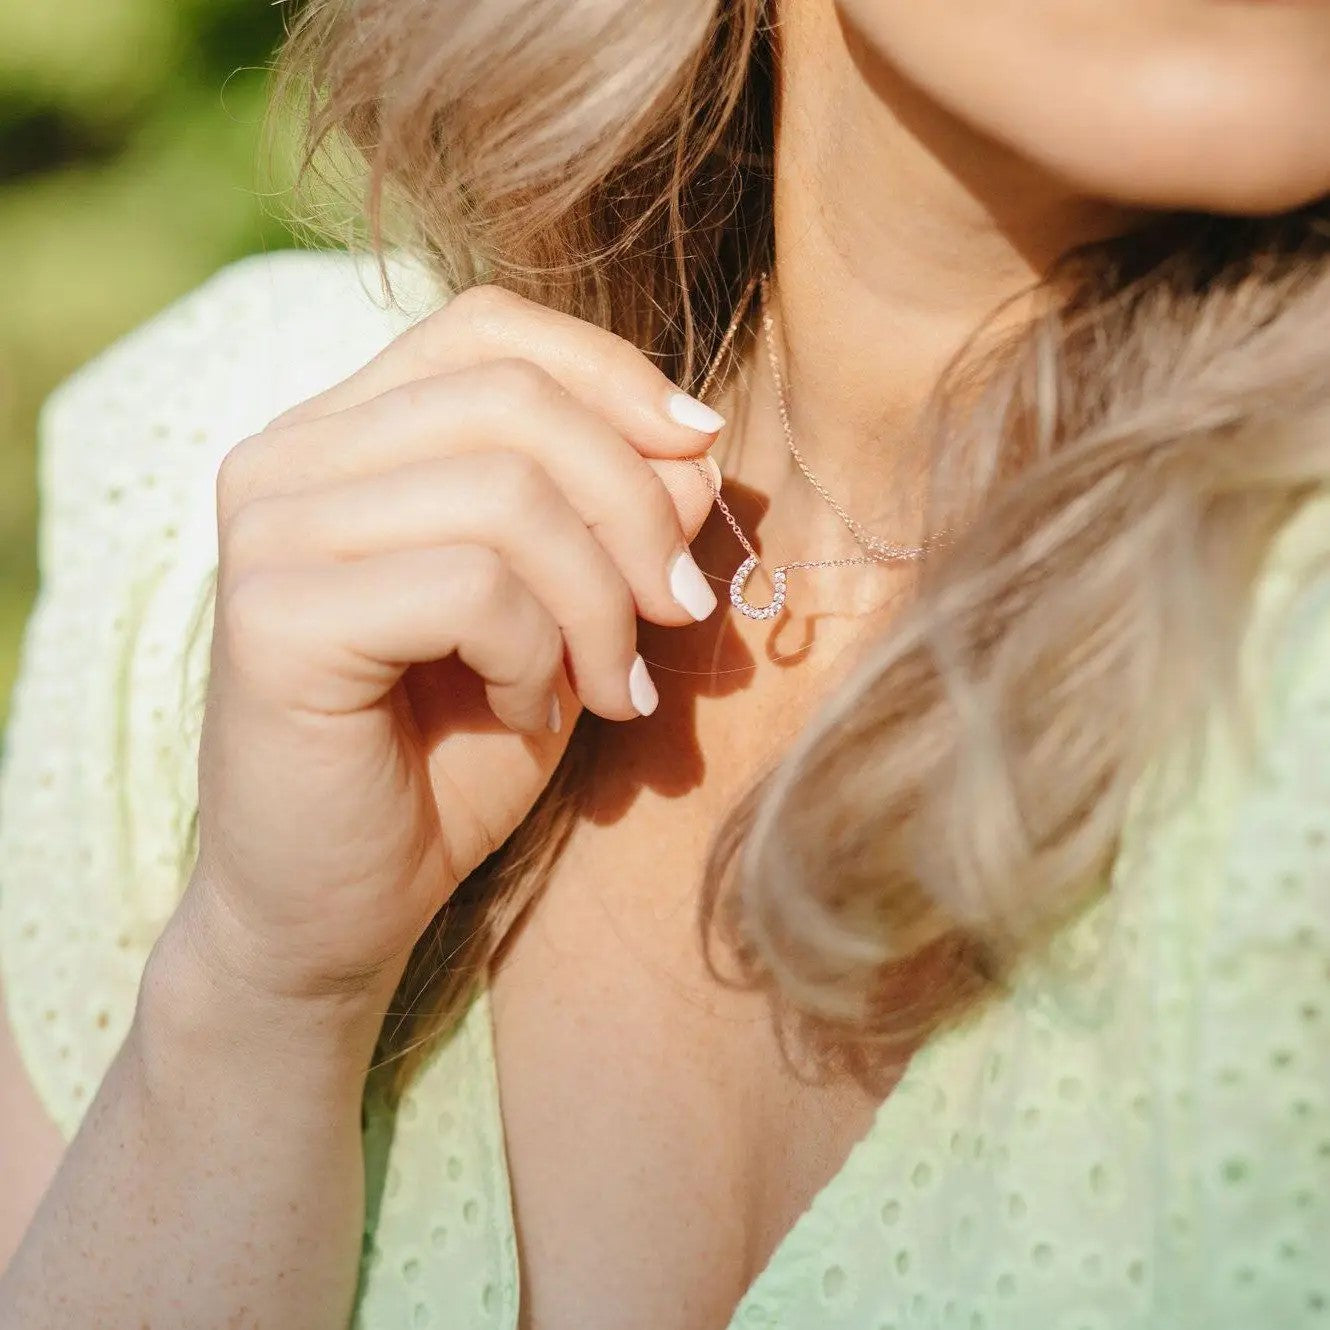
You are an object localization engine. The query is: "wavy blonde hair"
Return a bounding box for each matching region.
[276,0,1330,1092]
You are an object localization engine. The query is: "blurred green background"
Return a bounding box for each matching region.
[0,0,296,727]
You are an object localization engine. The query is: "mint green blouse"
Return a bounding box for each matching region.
[2,250,1329,1330]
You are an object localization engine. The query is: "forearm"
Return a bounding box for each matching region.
[0,915,384,1330]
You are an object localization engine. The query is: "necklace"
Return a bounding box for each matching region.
[691,270,955,622]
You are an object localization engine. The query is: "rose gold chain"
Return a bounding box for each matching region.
[690,269,954,620]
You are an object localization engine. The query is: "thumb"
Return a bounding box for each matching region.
[651,452,724,546]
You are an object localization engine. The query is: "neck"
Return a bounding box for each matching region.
[712,2,1140,578]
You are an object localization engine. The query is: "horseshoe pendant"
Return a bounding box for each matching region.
[728,554,787,622]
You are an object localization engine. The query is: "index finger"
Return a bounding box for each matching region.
[271,281,727,458]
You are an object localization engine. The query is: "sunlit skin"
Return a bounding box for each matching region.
[843,0,1330,216]
[732,0,1330,601]
[5,3,1330,1326]
[500,5,1330,1326]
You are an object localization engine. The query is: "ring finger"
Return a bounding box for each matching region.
[223,451,654,721]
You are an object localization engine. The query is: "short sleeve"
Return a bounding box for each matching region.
[1172,493,1330,1326]
[0,249,435,1139]
[1192,628,1330,1320]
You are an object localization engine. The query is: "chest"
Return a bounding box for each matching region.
[485,821,886,1330]
[356,818,1188,1330]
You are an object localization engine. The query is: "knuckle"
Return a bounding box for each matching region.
[449,282,520,331]
[446,546,509,614]
[221,493,281,572]
[486,449,553,513]
[214,437,259,521]
[394,285,519,372]
[475,356,560,413]
[217,569,291,661]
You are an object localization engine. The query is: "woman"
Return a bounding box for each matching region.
[2,0,1329,1325]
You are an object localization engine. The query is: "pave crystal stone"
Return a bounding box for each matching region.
[729,554,788,622]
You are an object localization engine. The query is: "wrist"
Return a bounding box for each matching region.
[131,889,392,1103]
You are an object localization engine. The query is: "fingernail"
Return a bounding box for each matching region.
[547,694,561,733]
[666,391,726,434]
[628,654,659,716]
[668,549,718,620]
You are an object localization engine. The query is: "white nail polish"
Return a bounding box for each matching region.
[669,549,718,620]
[628,654,659,716]
[666,391,726,434]
[547,694,561,733]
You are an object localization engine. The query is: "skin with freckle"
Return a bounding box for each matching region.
[836,0,1330,212]
[4,1,1330,1328]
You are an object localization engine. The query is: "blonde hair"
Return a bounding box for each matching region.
[276,0,1330,1091]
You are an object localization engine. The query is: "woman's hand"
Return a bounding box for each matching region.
[174,283,725,1015]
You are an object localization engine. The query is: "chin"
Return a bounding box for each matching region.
[835,0,1330,217]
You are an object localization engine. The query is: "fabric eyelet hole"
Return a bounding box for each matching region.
[1222,1157,1251,1185]
[822,1265,846,1299]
